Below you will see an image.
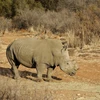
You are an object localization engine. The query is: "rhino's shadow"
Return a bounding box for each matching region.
[0,67,37,79]
[0,67,62,81]
[0,67,13,78]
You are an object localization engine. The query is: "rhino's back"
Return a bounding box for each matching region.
[12,37,40,48]
[10,38,63,52]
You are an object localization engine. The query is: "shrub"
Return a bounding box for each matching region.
[13,9,44,30]
[0,17,12,36]
[39,9,79,33]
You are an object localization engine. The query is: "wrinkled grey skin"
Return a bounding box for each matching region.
[6,38,79,82]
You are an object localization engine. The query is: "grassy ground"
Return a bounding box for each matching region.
[0,33,100,100]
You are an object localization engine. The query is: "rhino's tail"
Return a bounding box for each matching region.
[6,44,20,67]
[6,45,14,66]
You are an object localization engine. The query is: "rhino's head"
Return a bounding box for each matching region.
[58,40,79,76]
[60,60,79,76]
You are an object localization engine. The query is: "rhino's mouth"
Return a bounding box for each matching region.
[68,71,76,76]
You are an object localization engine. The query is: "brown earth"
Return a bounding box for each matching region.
[0,33,100,100]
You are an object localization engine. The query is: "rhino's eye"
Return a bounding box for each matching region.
[67,63,69,65]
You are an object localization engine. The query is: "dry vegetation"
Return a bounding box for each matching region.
[0,0,100,48]
[0,0,100,100]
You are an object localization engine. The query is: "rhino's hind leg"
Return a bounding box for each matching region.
[6,50,20,80]
[11,64,20,80]
[9,59,20,80]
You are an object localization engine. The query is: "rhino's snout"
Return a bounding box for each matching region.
[69,71,76,76]
[60,60,79,76]
[75,66,79,71]
[69,66,79,76]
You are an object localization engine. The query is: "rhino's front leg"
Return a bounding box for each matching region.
[47,67,55,82]
[36,64,46,82]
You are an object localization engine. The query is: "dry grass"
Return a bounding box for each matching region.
[91,34,100,47]
[0,17,12,36]
[0,78,54,100]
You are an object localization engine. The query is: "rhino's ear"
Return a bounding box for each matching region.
[63,43,68,50]
[61,45,68,53]
[60,37,68,49]
[62,42,68,51]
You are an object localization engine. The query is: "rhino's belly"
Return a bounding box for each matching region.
[20,59,32,67]
[19,59,36,68]
[15,52,33,68]
[17,57,33,68]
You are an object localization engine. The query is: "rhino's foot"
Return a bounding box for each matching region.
[44,78,55,82]
[36,78,43,82]
[13,76,21,80]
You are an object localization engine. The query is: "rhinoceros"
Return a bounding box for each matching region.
[6,37,78,82]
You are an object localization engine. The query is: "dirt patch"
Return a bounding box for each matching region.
[0,34,100,100]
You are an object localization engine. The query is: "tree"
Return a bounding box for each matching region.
[12,0,43,17]
[0,0,13,17]
[40,0,59,11]
[57,0,86,11]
